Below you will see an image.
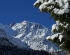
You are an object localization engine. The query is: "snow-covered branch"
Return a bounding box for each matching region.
[34,0,70,15]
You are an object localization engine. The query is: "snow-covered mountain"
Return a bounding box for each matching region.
[0,20,61,53]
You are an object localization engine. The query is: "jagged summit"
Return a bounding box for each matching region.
[0,20,61,53]
[12,20,45,31]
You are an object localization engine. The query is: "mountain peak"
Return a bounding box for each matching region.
[11,20,60,52]
[12,20,45,31]
[21,20,29,25]
[22,20,29,23]
[0,20,61,53]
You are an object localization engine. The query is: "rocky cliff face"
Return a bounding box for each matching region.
[0,20,68,55]
[11,20,60,52]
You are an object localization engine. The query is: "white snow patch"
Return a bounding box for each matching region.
[34,0,70,15]
[12,21,61,52]
[46,33,59,40]
[59,35,63,42]
[15,34,23,38]
[0,21,61,53]
[52,24,59,32]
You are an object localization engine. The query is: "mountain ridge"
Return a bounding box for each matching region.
[0,20,61,53]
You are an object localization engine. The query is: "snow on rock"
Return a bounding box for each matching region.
[0,23,15,37]
[0,23,27,48]
[15,34,23,38]
[0,20,61,53]
[49,47,56,53]
[12,20,61,52]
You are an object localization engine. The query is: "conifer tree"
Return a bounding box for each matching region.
[34,0,70,51]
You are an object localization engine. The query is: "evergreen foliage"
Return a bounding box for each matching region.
[0,45,51,55]
[34,0,70,52]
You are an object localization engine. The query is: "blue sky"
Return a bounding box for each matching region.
[0,0,55,28]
